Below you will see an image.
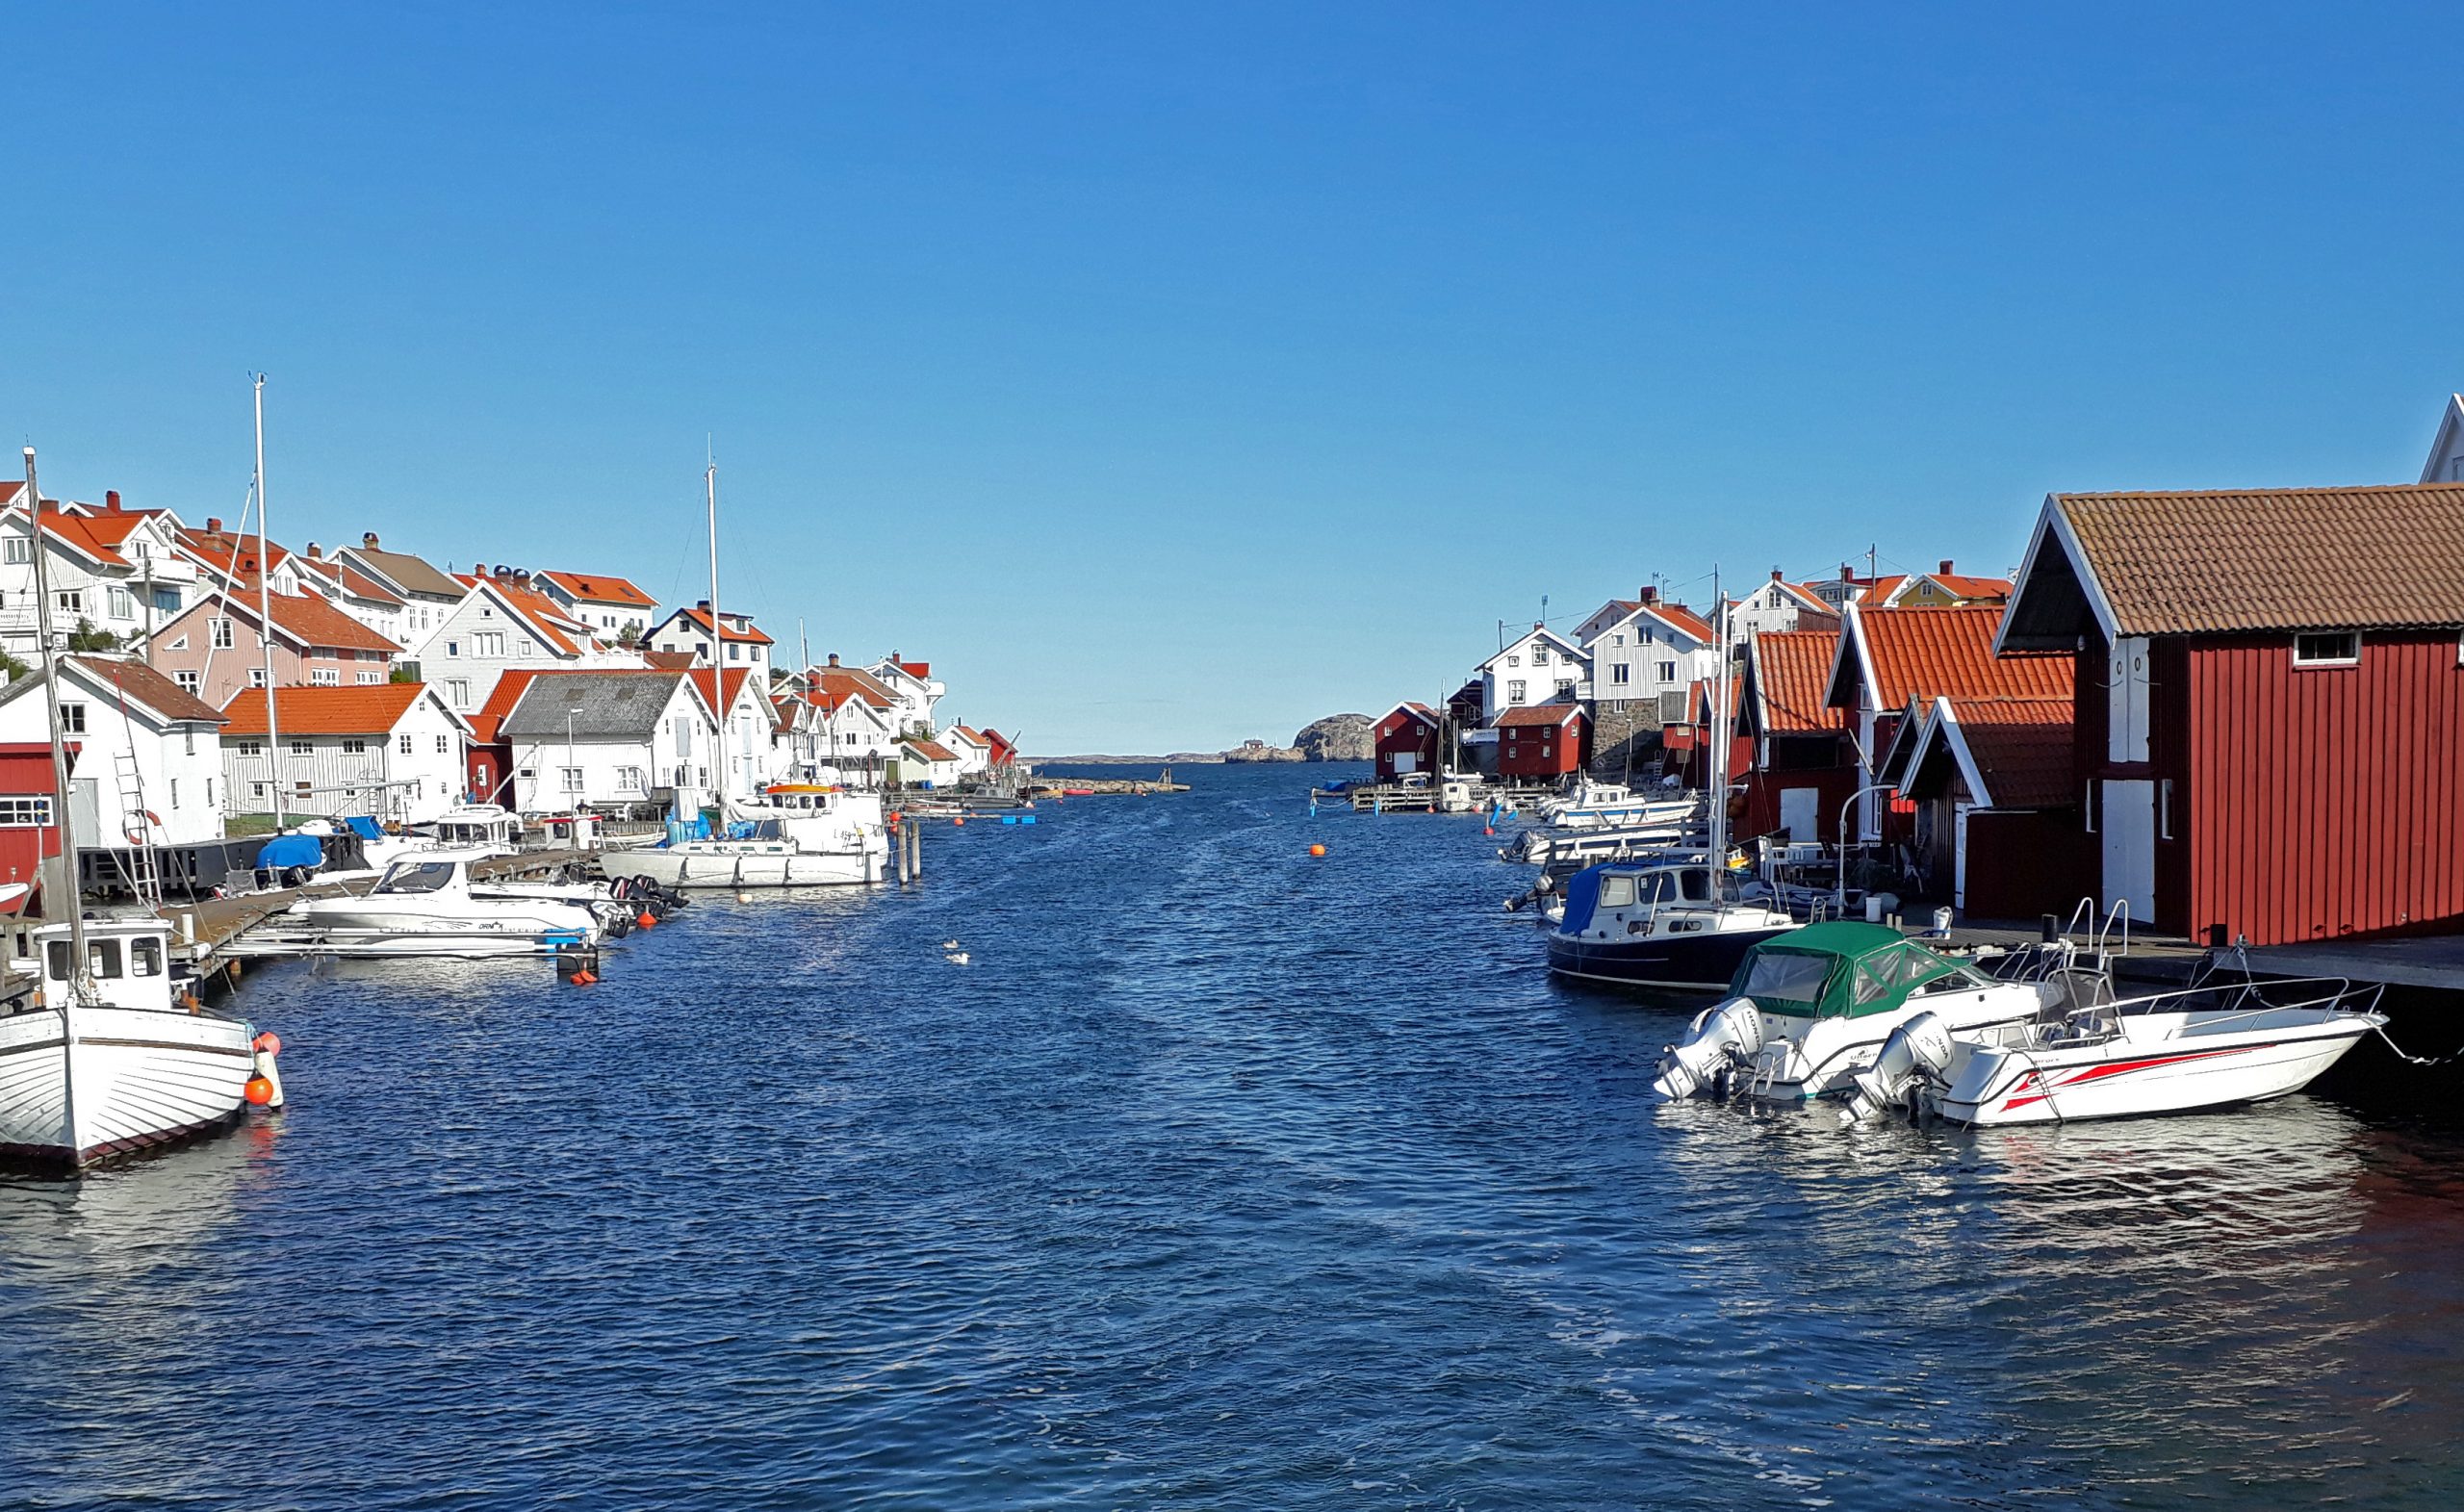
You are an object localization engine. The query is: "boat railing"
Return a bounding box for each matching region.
[2056,974,2380,1039]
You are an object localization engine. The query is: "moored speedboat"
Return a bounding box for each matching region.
[278,848,603,956]
[1654,922,2050,1100]
[623,783,888,888]
[1545,858,1796,990]
[1845,976,2387,1127]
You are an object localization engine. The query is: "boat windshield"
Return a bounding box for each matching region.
[1737,951,1834,1008]
[373,860,461,894]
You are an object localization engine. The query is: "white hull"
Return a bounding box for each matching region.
[624,844,884,888]
[1751,987,2045,1100]
[0,1004,254,1169]
[1937,1011,2378,1127]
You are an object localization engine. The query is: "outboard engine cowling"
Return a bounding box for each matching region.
[1843,1011,1954,1123]
[1652,997,1765,1099]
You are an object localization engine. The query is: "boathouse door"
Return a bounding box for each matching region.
[1779,787,1818,844]
[1953,804,1970,911]
[2100,779,2156,927]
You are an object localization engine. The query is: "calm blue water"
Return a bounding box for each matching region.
[6,760,2464,1510]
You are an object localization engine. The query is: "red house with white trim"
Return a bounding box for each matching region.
[1373,702,1441,780]
[1494,704,1587,780]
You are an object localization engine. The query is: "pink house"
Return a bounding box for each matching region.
[149,590,400,706]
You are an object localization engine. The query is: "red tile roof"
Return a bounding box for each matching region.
[1837,606,2069,710]
[1642,602,1716,642]
[466,669,540,744]
[675,605,774,646]
[2041,484,2464,635]
[539,571,657,609]
[63,654,226,724]
[903,738,958,762]
[221,682,432,736]
[265,592,399,653]
[809,667,898,710]
[1924,573,2014,602]
[177,524,290,579]
[1946,699,2075,808]
[1494,703,1585,729]
[643,650,697,671]
[32,508,134,569]
[686,667,755,718]
[1750,629,1843,736]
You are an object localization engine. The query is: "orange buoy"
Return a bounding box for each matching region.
[1308,843,1327,858]
[953,816,965,827]
[244,1075,275,1106]
[637,912,657,929]
[251,1030,282,1056]
[569,969,598,986]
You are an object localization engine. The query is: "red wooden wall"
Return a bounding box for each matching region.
[1373,712,1439,781]
[2179,631,2464,944]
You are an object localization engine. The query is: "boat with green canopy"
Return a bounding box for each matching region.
[1653,921,2056,1101]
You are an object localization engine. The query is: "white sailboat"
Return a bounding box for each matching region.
[622,457,887,888]
[0,444,270,1172]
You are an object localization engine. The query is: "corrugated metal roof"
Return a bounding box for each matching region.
[2057,484,2464,634]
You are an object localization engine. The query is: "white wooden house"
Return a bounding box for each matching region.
[493,669,719,815]
[332,533,469,651]
[218,683,473,824]
[414,573,636,720]
[890,736,962,787]
[0,491,203,661]
[1729,572,1837,639]
[536,571,659,645]
[1475,625,1589,722]
[647,602,773,676]
[0,654,228,846]
[1578,596,1719,720]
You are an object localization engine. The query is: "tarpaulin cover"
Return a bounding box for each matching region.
[345,816,385,839]
[256,834,324,869]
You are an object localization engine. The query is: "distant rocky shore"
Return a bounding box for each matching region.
[1042,713,1373,766]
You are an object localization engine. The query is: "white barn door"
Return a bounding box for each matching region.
[2100,779,2156,925]
[1779,787,1819,845]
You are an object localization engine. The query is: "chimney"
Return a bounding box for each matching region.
[1839,564,1854,582]
[363,531,380,550]
[1770,567,1783,581]
[494,565,513,580]
[1938,558,1955,575]
[828,653,839,668]
[697,599,711,613]
[106,490,121,512]
[1637,586,1657,605]
[307,542,321,559]
[207,516,223,533]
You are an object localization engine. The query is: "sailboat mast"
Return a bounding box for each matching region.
[706,450,724,805]
[23,448,91,1036]
[255,375,286,826]
[1708,566,1728,869]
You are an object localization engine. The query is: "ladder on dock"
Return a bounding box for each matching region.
[110,748,164,911]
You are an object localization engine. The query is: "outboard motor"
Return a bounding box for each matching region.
[1652,998,1765,1099]
[1843,1011,1954,1123]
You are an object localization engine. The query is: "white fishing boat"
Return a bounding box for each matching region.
[0,441,279,1172]
[1539,781,1701,832]
[1544,856,1797,990]
[1654,921,2055,1100]
[1845,975,2387,1127]
[269,848,603,958]
[0,918,271,1171]
[1503,820,1702,867]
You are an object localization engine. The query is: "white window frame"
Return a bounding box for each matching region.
[2292,631,2359,668]
[212,617,235,649]
[0,795,54,825]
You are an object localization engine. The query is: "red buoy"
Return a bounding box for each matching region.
[251,1030,282,1056]
[1309,843,1327,858]
[244,1075,275,1106]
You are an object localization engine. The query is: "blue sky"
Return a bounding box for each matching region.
[7,3,2458,751]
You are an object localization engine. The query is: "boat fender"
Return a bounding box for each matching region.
[638,911,657,929]
[248,1031,286,1109]
[1652,997,1764,1099]
[1843,1012,1953,1124]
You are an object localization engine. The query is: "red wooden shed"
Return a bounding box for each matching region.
[1494,704,1587,780]
[1373,702,1441,781]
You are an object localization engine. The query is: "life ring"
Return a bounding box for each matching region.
[123,810,161,845]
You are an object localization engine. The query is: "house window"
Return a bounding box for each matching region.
[446,640,461,657]
[311,668,341,685]
[238,739,263,756]
[212,618,234,649]
[175,670,201,694]
[342,738,368,755]
[1506,654,1521,667]
[60,703,85,734]
[436,734,449,754]
[1658,660,1677,681]
[2,538,28,564]
[290,740,313,756]
[1505,679,1527,705]
[1555,679,1577,697]
[474,632,505,656]
[728,642,741,661]
[1532,647,1550,666]
[0,796,54,826]
[561,767,583,794]
[169,778,178,807]
[248,668,267,687]
[55,590,82,615]
[107,586,135,620]
[1611,664,1631,686]
[1612,633,1625,647]
[251,782,266,798]
[399,733,413,755]
[357,672,380,684]
[2292,631,2359,667]
[447,679,470,708]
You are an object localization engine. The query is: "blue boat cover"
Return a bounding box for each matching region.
[257,834,324,869]
[345,816,385,840]
[1555,865,1604,935]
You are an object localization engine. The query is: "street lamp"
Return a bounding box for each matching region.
[1835,782,1901,915]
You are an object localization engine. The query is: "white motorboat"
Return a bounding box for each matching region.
[1544,857,1797,990]
[1846,975,2387,1127]
[1503,820,1703,867]
[274,848,603,957]
[0,918,272,1171]
[1539,781,1702,833]
[624,783,888,889]
[1654,921,2055,1101]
